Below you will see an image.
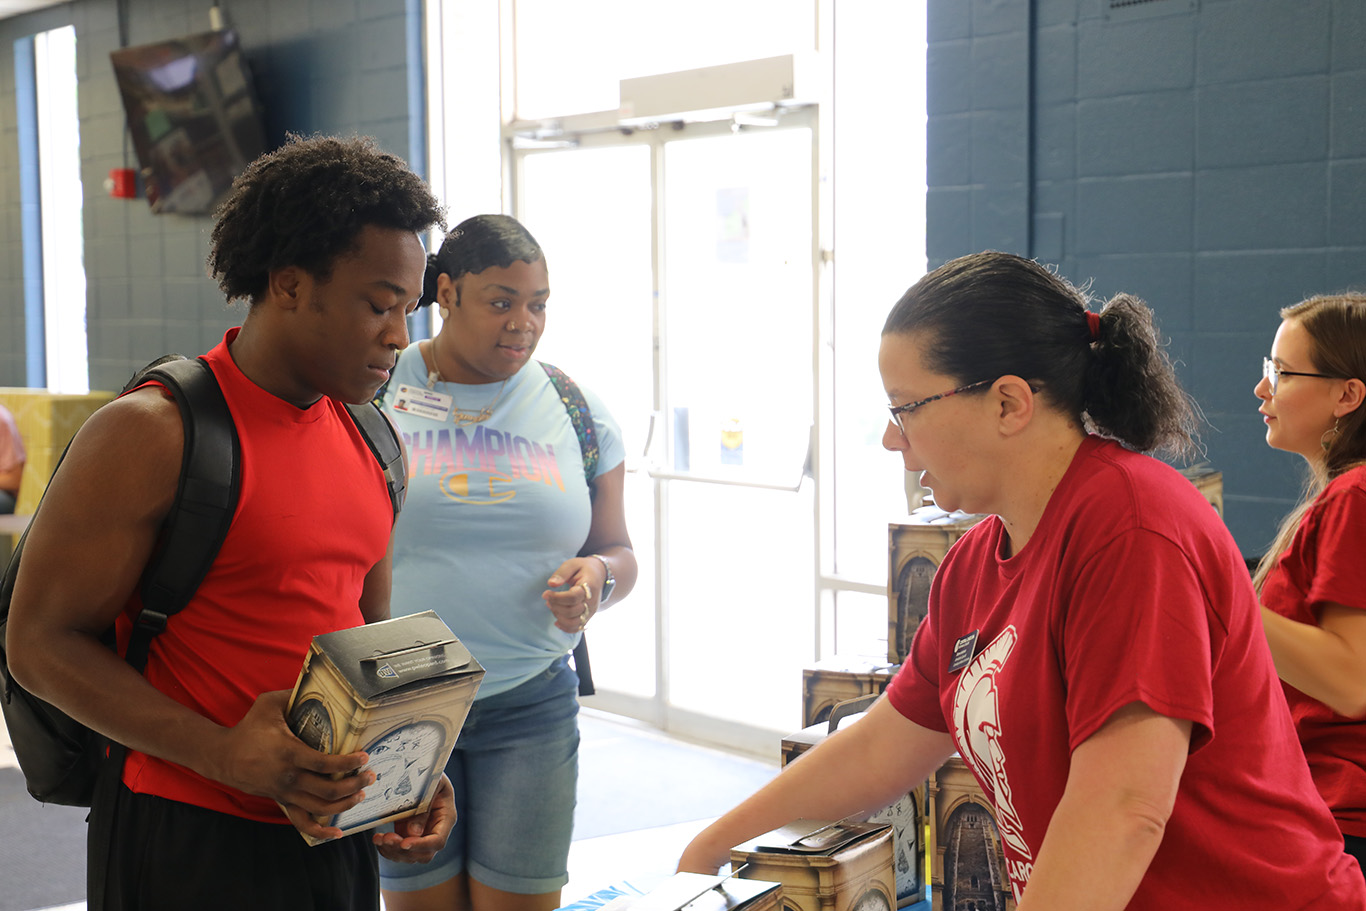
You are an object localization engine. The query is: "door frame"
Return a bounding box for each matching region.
[507,106,833,754]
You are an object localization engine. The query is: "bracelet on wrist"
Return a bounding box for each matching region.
[590,553,616,606]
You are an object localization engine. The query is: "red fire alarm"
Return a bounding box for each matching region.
[106,167,137,199]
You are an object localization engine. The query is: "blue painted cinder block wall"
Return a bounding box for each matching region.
[926,0,1366,557]
[0,0,423,392]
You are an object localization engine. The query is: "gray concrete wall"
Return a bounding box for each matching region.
[0,0,423,391]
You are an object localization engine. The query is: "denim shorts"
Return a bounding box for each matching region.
[378,655,580,895]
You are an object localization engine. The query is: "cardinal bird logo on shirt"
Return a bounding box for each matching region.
[950,625,1030,866]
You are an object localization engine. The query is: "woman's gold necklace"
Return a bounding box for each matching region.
[424,341,509,426]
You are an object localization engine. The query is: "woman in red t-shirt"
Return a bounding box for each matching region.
[1255,293,1366,872]
[679,252,1366,910]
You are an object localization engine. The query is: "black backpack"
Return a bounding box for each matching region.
[0,355,405,807]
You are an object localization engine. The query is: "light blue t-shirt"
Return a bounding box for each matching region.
[381,345,626,698]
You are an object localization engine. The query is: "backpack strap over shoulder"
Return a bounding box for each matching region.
[0,354,403,808]
[538,362,601,697]
[122,357,240,662]
[346,401,406,516]
[541,362,599,483]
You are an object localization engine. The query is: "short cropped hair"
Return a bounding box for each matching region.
[208,134,445,303]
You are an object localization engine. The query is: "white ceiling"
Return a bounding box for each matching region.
[0,0,67,22]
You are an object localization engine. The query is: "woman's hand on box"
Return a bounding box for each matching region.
[373,773,457,863]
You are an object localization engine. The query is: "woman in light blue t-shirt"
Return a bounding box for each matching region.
[378,215,637,911]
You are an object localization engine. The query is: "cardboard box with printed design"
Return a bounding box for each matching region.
[887,508,988,666]
[283,610,483,845]
[800,656,898,729]
[926,755,1014,911]
[781,696,927,909]
[729,820,896,911]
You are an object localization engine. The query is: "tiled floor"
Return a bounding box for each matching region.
[2,707,778,911]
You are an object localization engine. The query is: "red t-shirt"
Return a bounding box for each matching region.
[1261,464,1366,838]
[115,330,394,822]
[887,436,1365,909]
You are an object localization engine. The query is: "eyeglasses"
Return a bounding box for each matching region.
[888,379,993,433]
[1262,357,1343,395]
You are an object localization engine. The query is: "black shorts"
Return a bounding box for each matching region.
[92,782,379,911]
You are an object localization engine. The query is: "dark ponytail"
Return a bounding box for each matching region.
[1083,294,1199,456]
[419,252,442,308]
[883,251,1198,458]
[419,214,545,309]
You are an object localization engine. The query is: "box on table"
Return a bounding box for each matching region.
[561,873,783,911]
[887,508,988,666]
[284,610,484,845]
[926,755,1014,911]
[800,656,898,729]
[730,820,895,911]
[781,696,927,909]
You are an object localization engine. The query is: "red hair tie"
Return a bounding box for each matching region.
[1086,311,1101,342]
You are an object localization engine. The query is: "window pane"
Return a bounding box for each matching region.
[34,25,87,394]
[660,126,815,732]
[831,2,926,590]
[514,0,816,119]
[664,483,814,732]
[833,589,892,664]
[663,128,813,483]
[519,145,657,699]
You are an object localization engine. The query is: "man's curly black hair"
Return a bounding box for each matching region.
[208,134,445,303]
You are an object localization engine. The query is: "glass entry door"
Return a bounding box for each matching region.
[519,144,658,705]
[518,115,818,750]
[654,127,815,746]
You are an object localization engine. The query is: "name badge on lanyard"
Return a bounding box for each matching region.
[390,384,452,422]
[949,630,980,674]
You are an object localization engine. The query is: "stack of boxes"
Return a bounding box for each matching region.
[780,702,927,911]
[883,506,1012,911]
[792,504,1002,911]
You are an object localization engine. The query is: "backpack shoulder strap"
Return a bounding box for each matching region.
[345,401,406,516]
[123,357,240,664]
[540,362,599,482]
[538,361,601,697]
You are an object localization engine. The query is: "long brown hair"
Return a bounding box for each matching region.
[1253,293,1366,591]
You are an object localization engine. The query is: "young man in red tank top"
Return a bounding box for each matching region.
[7,135,451,911]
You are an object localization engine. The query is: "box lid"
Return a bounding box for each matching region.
[313,611,479,698]
[784,704,874,751]
[594,873,781,911]
[806,655,898,675]
[734,819,889,857]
